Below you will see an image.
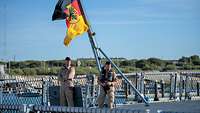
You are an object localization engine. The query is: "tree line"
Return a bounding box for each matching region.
[1,55,200,76]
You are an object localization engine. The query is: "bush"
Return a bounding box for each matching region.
[0,61,5,65]
[22,68,37,76]
[178,57,191,63]
[147,58,166,66]
[47,67,61,75]
[183,64,193,70]
[162,64,177,71]
[47,60,64,67]
[120,60,135,67]
[142,64,153,71]
[35,67,47,75]
[120,67,141,73]
[136,60,148,69]
[9,69,24,75]
[27,61,41,68]
[76,67,98,75]
[192,66,200,70]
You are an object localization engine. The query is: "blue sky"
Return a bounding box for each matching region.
[0,0,199,61]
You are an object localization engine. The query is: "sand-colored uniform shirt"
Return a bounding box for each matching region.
[58,66,75,87]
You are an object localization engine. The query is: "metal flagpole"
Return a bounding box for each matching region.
[77,0,102,74]
[77,0,149,106]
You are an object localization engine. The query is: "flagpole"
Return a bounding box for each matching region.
[77,0,102,73]
[77,0,149,106]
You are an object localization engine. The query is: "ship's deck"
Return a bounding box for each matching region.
[118,100,200,113]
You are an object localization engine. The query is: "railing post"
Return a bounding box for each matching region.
[169,74,174,100]
[91,74,96,107]
[173,73,177,99]
[128,82,131,95]
[134,73,139,101]
[185,75,191,100]
[0,87,2,104]
[154,80,159,101]
[86,74,96,107]
[125,81,128,99]
[197,82,200,96]
[144,81,146,97]
[160,79,165,98]
[140,73,145,95]
[85,83,89,107]
[137,73,144,103]
[47,77,50,105]
[191,77,194,90]
[42,78,48,106]
[182,79,185,90]
[179,75,183,100]
[41,78,44,105]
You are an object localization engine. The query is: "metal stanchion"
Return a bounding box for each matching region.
[169,74,174,100]
[160,80,165,98]
[173,74,177,99]
[197,82,199,96]
[154,80,159,101]
[179,76,183,100]
[185,75,191,100]
[134,73,139,101]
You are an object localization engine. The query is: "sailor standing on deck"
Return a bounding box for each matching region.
[58,57,75,107]
[97,61,118,109]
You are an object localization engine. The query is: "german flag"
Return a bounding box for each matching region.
[63,0,88,46]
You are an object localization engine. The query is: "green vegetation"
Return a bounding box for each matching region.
[1,55,200,76]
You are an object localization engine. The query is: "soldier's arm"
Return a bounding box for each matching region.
[68,67,75,79]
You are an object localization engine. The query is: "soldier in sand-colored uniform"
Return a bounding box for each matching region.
[58,57,75,107]
[97,61,118,109]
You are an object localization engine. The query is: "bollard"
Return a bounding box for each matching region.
[197,82,199,96]
[160,80,165,98]
[154,80,159,101]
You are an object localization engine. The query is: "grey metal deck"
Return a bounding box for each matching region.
[118,100,200,113]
